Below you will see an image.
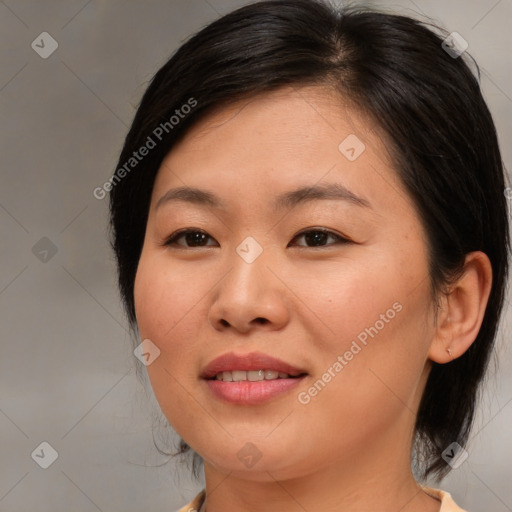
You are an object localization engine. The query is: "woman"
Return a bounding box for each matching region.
[109,1,509,510]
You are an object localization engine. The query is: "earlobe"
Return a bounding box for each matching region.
[428,251,493,364]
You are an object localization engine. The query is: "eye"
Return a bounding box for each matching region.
[288,228,350,248]
[163,229,219,248]
[163,227,350,249]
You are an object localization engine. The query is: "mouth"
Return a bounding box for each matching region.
[201,351,308,380]
[209,369,306,382]
[201,352,308,405]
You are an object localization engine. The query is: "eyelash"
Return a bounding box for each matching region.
[162,228,351,249]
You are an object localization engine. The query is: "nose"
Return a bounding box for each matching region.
[208,247,290,334]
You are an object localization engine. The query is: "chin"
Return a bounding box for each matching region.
[198,440,308,481]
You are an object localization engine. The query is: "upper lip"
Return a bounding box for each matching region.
[201,351,308,379]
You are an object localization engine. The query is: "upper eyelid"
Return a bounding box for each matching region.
[164,228,218,246]
[290,228,345,240]
[289,229,349,247]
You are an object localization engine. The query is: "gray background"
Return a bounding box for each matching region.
[0,0,511,511]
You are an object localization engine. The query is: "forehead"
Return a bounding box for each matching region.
[167,86,366,160]
[151,85,413,219]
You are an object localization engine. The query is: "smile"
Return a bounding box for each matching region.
[212,369,301,381]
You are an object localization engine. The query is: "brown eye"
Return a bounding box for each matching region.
[164,229,218,248]
[289,229,350,248]
[163,228,350,249]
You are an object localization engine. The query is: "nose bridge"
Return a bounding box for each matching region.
[224,234,272,305]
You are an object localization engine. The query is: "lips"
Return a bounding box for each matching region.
[201,351,308,380]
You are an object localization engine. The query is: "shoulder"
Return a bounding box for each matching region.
[176,489,206,512]
[422,486,468,512]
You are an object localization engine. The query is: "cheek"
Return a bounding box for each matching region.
[133,253,207,394]
[297,246,414,351]
[133,253,208,433]
[292,299,432,466]
[134,252,205,341]
[295,243,433,423]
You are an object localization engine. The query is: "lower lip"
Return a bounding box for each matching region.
[204,376,306,405]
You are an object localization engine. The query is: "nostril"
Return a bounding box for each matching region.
[255,317,268,324]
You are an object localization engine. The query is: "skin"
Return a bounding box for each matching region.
[133,85,492,512]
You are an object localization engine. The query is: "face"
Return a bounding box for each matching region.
[134,86,437,481]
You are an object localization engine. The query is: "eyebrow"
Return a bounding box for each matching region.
[156,183,372,211]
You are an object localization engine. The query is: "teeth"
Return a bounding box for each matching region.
[214,369,292,381]
[232,370,247,382]
[248,370,265,382]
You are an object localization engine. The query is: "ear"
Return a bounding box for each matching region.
[428,251,493,364]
